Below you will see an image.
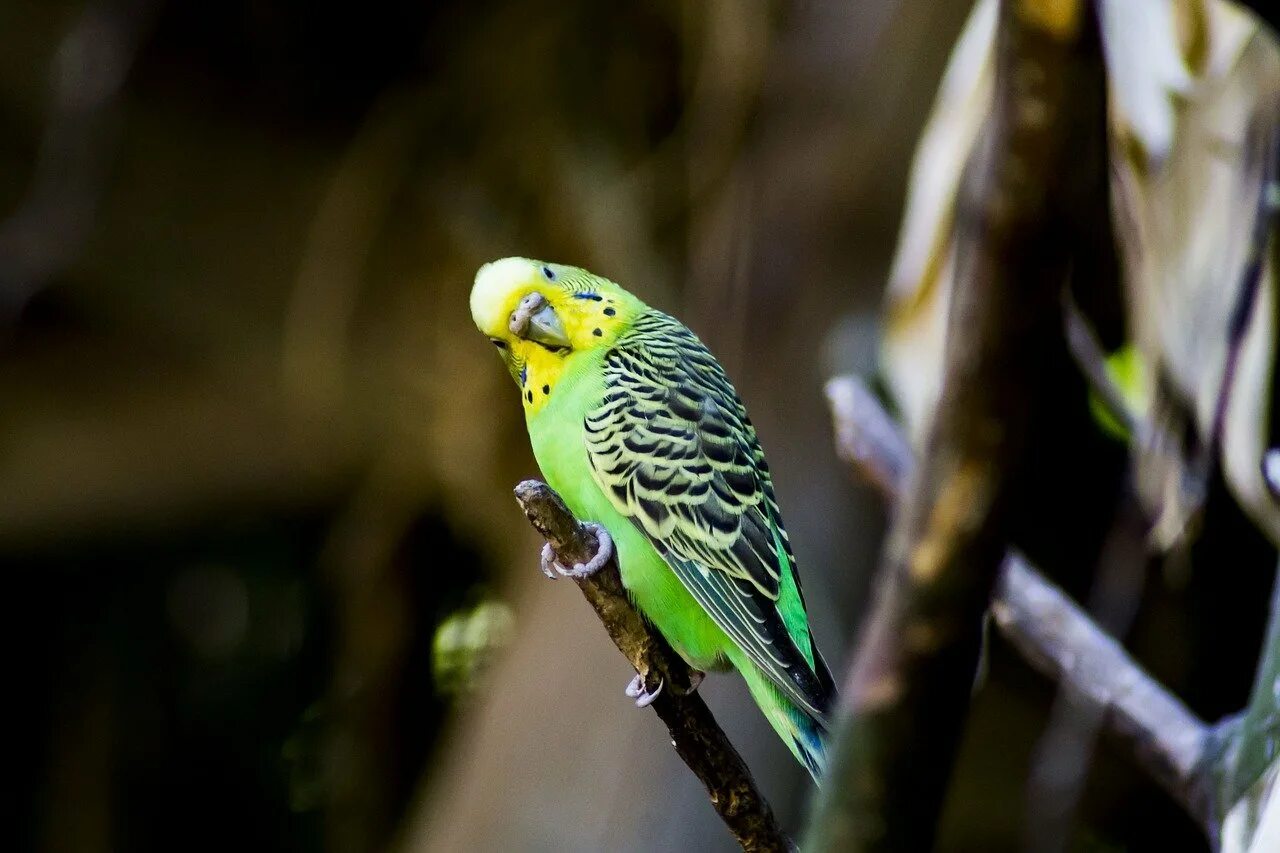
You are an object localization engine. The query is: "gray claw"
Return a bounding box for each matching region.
[625,673,664,708]
[539,542,561,579]
[554,522,613,578]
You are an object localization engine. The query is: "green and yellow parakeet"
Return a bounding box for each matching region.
[470,257,835,781]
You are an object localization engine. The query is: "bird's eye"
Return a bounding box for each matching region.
[490,338,507,350]
[542,266,556,281]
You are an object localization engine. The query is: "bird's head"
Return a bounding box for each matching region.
[470,257,641,395]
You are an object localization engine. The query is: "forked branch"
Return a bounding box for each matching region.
[821,376,1215,829]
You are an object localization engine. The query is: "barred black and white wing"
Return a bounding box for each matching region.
[584,310,835,721]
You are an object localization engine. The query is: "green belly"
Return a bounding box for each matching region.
[526,358,731,672]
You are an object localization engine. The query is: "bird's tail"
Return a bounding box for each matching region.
[731,651,828,784]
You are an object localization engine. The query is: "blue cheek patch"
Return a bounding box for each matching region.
[519,364,527,386]
[572,292,603,302]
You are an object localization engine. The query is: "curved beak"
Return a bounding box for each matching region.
[527,303,570,349]
[510,292,571,349]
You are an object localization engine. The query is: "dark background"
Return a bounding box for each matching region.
[3,1,1274,850]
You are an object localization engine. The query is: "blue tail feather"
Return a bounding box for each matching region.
[789,708,828,783]
[730,648,829,784]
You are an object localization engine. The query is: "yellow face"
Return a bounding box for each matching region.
[470,257,640,414]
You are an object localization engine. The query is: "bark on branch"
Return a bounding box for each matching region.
[804,4,1115,848]
[820,375,1216,830]
[512,480,791,853]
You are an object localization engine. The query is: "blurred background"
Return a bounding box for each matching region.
[3,1,1276,851]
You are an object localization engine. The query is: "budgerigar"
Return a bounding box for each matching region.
[470,257,835,780]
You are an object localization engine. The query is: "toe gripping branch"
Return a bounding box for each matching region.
[541,522,613,579]
[512,479,792,852]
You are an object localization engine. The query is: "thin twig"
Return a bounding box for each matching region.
[512,480,792,853]
[1021,496,1149,852]
[1063,292,1212,554]
[1063,294,1141,440]
[821,375,1216,829]
[994,555,1214,826]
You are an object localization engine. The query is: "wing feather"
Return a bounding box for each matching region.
[584,310,835,721]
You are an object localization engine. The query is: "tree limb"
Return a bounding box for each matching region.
[805,4,1107,848]
[512,480,791,853]
[820,375,1216,830]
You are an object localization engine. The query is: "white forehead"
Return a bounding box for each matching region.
[470,256,539,333]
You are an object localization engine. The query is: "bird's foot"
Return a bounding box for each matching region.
[624,669,702,707]
[538,543,559,579]
[625,673,664,708]
[540,522,613,579]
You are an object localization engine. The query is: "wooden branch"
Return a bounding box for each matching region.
[805,4,1106,849]
[994,555,1214,825]
[1019,496,1149,851]
[820,375,1216,829]
[512,480,792,853]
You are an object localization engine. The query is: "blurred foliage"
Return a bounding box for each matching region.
[431,598,514,697]
[1088,345,1150,443]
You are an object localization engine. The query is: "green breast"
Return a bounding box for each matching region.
[526,348,730,671]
